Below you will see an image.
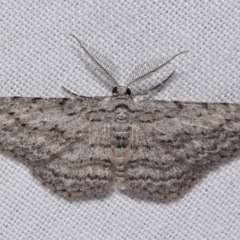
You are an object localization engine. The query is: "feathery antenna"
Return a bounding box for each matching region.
[127,51,187,87]
[132,70,175,97]
[70,34,120,86]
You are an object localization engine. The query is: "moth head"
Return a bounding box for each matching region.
[69,35,187,98]
[112,86,131,97]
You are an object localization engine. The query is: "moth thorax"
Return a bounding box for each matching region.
[114,106,129,123]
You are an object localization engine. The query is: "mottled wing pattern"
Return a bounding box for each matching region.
[0,97,113,196]
[126,101,240,197]
[34,122,112,196]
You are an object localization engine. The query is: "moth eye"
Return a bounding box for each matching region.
[112,86,118,94]
[126,88,131,96]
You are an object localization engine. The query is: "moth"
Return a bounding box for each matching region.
[1,35,240,199]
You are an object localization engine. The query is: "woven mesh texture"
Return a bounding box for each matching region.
[1,1,240,240]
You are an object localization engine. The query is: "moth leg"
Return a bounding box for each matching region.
[61,86,94,98]
[132,70,175,97]
[61,86,111,99]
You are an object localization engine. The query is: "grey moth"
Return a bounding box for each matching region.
[1,35,239,198]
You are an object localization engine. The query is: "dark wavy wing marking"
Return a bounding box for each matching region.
[34,122,112,196]
[126,123,195,197]
[0,97,113,195]
[126,101,240,197]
